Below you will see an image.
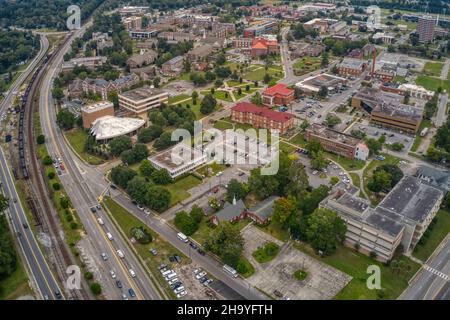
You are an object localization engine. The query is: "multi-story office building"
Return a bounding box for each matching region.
[418,15,436,43]
[118,86,169,117]
[262,84,295,106]
[321,176,444,261]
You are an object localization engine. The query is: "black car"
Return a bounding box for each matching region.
[197,249,205,256]
[116,280,123,289]
[128,288,136,298]
[173,255,181,263]
[22,223,28,229]
[189,242,198,249]
[171,282,182,289]
[110,184,117,190]
[169,255,175,262]
[54,291,62,300]
[90,207,96,213]
[199,276,208,284]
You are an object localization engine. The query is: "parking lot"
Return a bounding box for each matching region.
[242,225,351,300]
[349,123,414,153]
[163,80,196,97]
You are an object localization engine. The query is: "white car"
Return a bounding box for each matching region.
[110,270,116,279]
[117,250,125,258]
[174,286,185,294]
[144,209,151,215]
[195,271,207,279]
[194,268,202,275]
[177,290,188,298]
[168,278,179,285]
[101,252,108,261]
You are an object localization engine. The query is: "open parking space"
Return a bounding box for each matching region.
[295,155,350,188]
[350,123,414,153]
[163,80,196,97]
[242,225,351,300]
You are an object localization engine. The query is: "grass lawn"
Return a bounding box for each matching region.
[65,128,104,165]
[191,218,251,247]
[257,220,289,242]
[243,64,284,82]
[166,175,202,206]
[411,119,432,152]
[326,152,366,171]
[416,75,450,93]
[293,269,308,281]
[362,153,401,205]
[423,61,443,77]
[213,119,234,131]
[413,209,450,261]
[252,242,280,263]
[168,94,191,105]
[0,261,32,300]
[279,141,296,154]
[214,90,234,102]
[293,56,321,75]
[289,133,307,147]
[393,75,406,84]
[103,197,190,299]
[349,172,361,189]
[196,162,227,177]
[294,242,420,300]
[237,256,255,278]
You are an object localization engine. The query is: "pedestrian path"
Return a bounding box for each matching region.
[423,265,450,281]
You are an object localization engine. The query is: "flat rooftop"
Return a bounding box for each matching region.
[82,101,113,114]
[150,142,204,170]
[296,73,347,91]
[119,86,167,101]
[372,102,423,122]
[307,123,362,147]
[340,58,366,69]
[377,175,443,224]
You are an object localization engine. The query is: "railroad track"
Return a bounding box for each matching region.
[18,33,90,300]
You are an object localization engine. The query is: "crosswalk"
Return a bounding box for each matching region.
[424,265,450,281]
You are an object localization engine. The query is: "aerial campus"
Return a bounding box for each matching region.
[0,0,449,303]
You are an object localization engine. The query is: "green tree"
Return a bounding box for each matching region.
[138,125,163,143]
[251,91,263,106]
[90,283,102,295]
[145,185,171,212]
[151,169,172,185]
[365,138,382,155]
[131,143,149,163]
[200,94,217,115]
[109,136,132,156]
[154,132,175,150]
[189,205,204,224]
[111,166,137,189]
[139,159,154,177]
[174,211,198,236]
[121,149,136,165]
[126,176,149,204]
[325,114,341,127]
[306,208,347,255]
[321,51,329,67]
[191,91,199,105]
[272,196,297,228]
[203,222,244,268]
[226,179,247,203]
[367,169,392,192]
[36,134,45,144]
[56,109,75,130]
[287,160,309,198]
[318,85,328,98]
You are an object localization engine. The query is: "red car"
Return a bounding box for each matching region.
[59,163,65,170]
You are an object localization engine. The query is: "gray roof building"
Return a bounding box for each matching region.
[416,166,450,192]
[214,199,247,223]
[247,196,279,223]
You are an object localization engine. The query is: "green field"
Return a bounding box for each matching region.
[243,64,284,82]
[423,61,443,77]
[326,152,366,171]
[294,242,420,300]
[196,162,227,177]
[65,128,104,165]
[252,242,280,263]
[293,56,321,75]
[257,220,290,242]
[349,172,361,189]
[103,197,190,299]
[411,119,432,152]
[289,133,307,147]
[166,175,202,206]
[416,75,450,93]
[413,210,450,261]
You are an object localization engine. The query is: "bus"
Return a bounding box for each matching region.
[223,264,238,278]
[177,232,188,243]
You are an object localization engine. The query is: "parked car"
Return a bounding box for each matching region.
[177,290,188,298]
[196,271,207,279]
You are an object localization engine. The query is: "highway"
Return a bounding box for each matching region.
[0,147,62,300]
[400,236,450,300]
[39,24,162,300]
[0,34,49,114]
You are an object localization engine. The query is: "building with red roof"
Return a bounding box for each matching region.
[231,102,294,134]
[251,38,279,58]
[262,83,295,106]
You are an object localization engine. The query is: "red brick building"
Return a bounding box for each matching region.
[251,38,279,58]
[231,102,294,134]
[262,83,295,106]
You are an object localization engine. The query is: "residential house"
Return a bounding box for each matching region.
[161,56,184,76]
[186,44,215,62]
[127,51,157,68]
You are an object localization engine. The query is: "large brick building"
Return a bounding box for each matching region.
[231,102,294,134]
[352,87,423,133]
[338,58,367,77]
[250,38,279,58]
[305,124,369,161]
[81,101,115,129]
[262,83,294,106]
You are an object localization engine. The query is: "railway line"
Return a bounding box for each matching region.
[16,32,90,300]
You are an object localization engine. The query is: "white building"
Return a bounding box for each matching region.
[118,86,169,117]
[90,116,145,142]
